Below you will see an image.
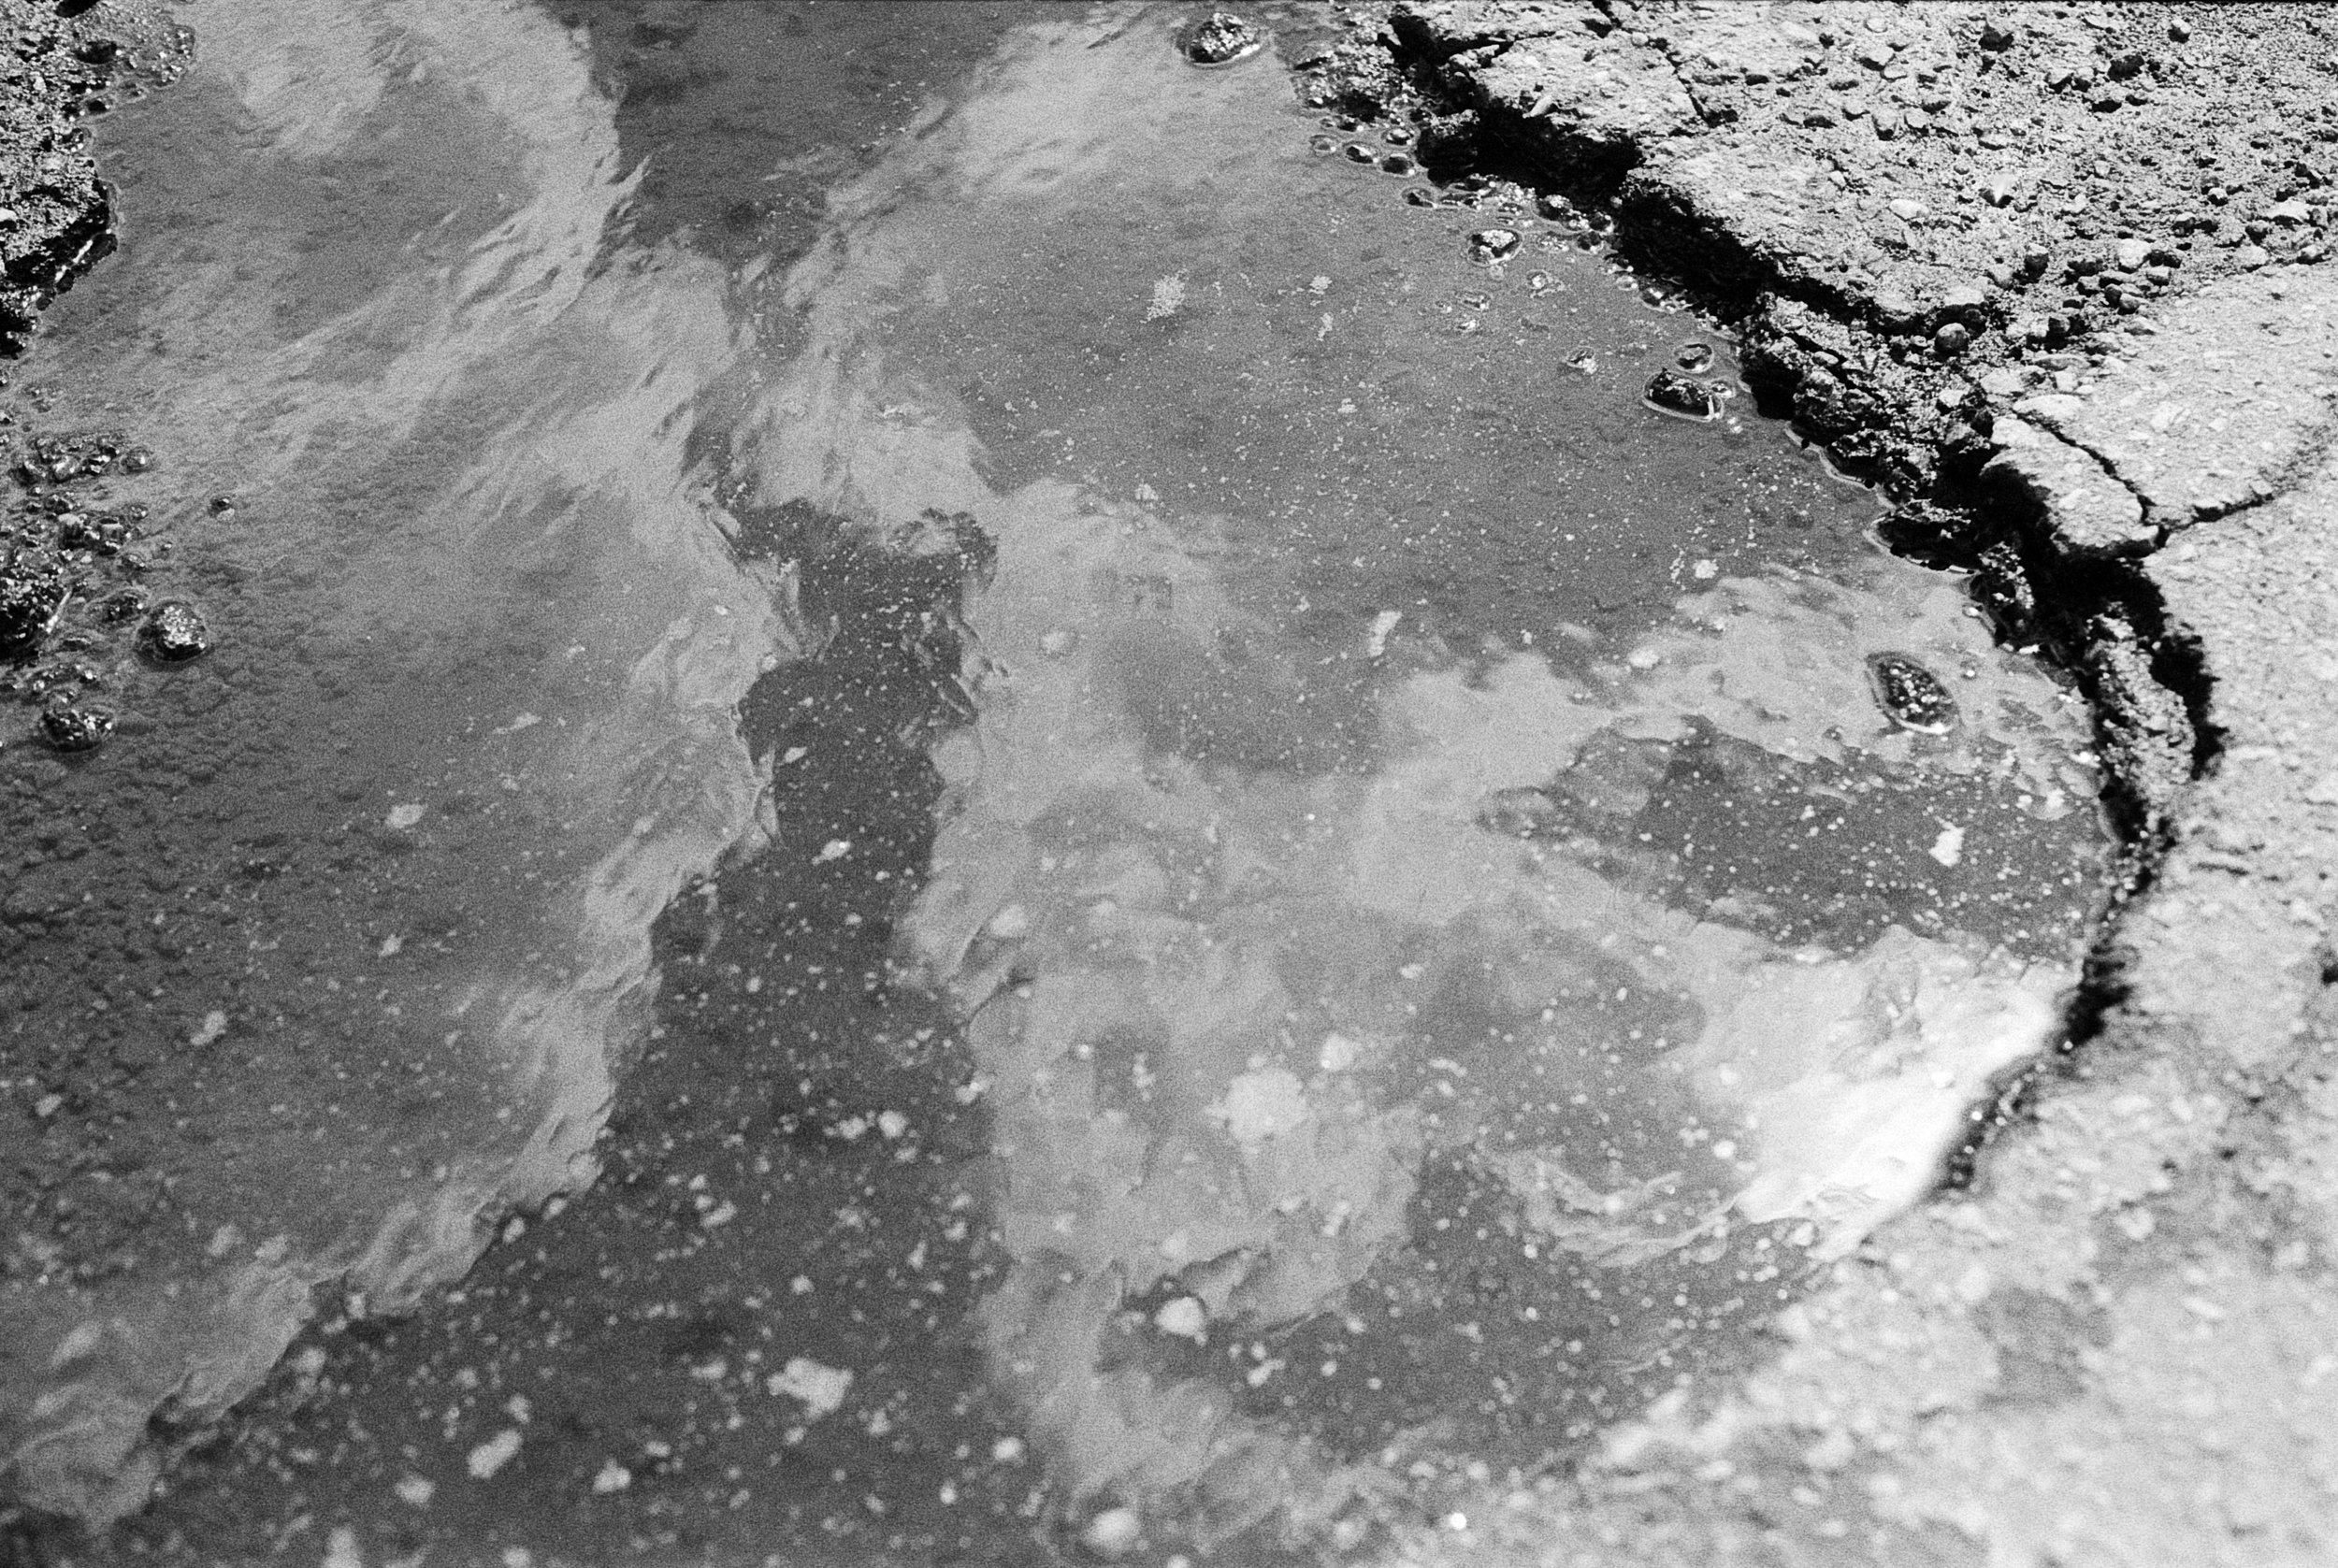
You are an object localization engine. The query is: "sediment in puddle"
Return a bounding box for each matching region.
[1292,7,2338,1564]
[0,0,795,1521]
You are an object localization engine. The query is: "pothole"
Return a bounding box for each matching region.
[0,6,2160,1563]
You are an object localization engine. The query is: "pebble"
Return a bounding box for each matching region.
[38,703,113,752]
[1643,368,1723,419]
[136,599,211,663]
[1154,1297,1208,1338]
[2114,237,2150,271]
[1934,321,1973,356]
[1467,227,1522,263]
[1866,654,1956,734]
[1176,11,1263,65]
[1081,1506,1143,1560]
[2235,244,2271,270]
[466,1428,525,1480]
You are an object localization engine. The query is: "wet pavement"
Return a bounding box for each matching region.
[2,4,2113,1562]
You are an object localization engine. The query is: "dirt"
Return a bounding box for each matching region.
[1281,4,2338,1562]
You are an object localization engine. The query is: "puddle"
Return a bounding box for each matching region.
[2,3,2108,1561]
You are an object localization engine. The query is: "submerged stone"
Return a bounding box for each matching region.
[137,599,211,663]
[1866,652,1957,734]
[95,587,151,625]
[38,702,114,752]
[1467,227,1522,263]
[1378,151,1418,177]
[1675,341,1715,372]
[1644,368,1724,420]
[1176,10,1263,66]
[0,554,67,655]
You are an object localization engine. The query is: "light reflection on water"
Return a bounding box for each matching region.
[4,0,2108,1555]
[740,7,2099,1544]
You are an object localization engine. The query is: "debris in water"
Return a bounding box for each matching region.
[466,1428,524,1480]
[1153,1297,1207,1339]
[768,1357,854,1418]
[384,802,426,830]
[1644,368,1724,420]
[1145,274,1187,321]
[37,701,112,752]
[1081,1505,1143,1560]
[1866,652,1958,734]
[0,553,67,655]
[1209,1067,1311,1143]
[1929,825,1966,867]
[1176,11,1263,66]
[1467,227,1522,263]
[135,598,211,663]
[190,1010,227,1047]
[1366,609,1402,657]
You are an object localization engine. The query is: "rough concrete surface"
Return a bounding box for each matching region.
[1295,3,2338,1563]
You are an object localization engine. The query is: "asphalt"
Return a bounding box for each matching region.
[3,2,2334,1563]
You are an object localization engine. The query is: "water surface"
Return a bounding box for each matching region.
[0,4,2108,1561]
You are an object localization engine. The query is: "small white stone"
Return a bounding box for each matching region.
[1081,1506,1143,1559]
[467,1428,524,1480]
[1153,1297,1208,1339]
[1318,1031,1363,1072]
[768,1357,853,1419]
